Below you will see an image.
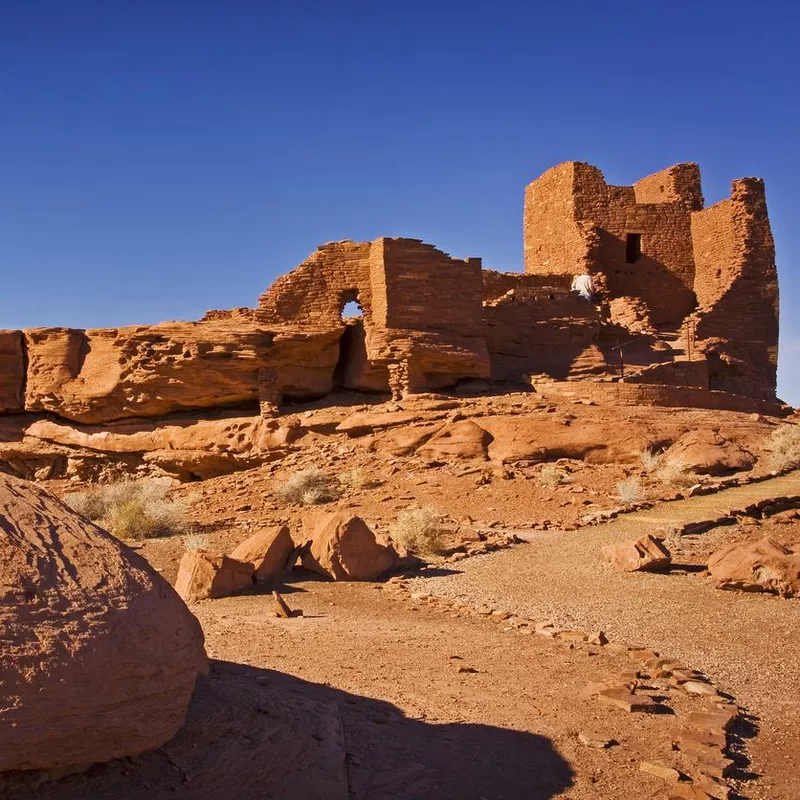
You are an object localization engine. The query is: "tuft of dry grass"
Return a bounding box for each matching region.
[538,465,569,488]
[655,458,697,488]
[182,529,210,551]
[639,447,662,473]
[338,467,378,490]
[64,478,187,540]
[391,505,444,556]
[615,477,643,504]
[273,467,338,506]
[767,424,800,470]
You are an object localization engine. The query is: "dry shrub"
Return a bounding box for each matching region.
[538,465,568,488]
[661,525,684,552]
[639,447,662,473]
[767,424,800,470]
[64,478,186,540]
[182,530,210,551]
[273,467,338,506]
[655,458,696,488]
[338,467,378,490]
[616,477,643,504]
[391,505,444,556]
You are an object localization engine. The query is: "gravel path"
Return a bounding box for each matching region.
[407,473,800,796]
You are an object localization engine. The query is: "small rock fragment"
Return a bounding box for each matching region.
[597,688,658,713]
[578,731,614,749]
[272,591,298,618]
[639,761,681,781]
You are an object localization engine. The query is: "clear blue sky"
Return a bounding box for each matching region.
[2,1,798,403]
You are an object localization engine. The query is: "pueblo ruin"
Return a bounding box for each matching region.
[1,163,799,800]
[0,161,780,430]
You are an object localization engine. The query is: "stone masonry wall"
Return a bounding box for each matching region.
[524,161,699,326]
[256,241,374,329]
[691,179,779,398]
[0,331,25,412]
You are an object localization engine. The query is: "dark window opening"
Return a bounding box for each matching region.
[625,233,642,264]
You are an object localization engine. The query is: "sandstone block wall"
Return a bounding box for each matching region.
[257,237,491,392]
[691,178,779,398]
[524,161,699,325]
[0,331,24,412]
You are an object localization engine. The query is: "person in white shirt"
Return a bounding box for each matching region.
[571,273,595,302]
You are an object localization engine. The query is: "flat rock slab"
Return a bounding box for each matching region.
[597,688,659,713]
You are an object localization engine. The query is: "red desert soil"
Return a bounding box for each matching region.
[26,399,798,798]
[96,472,794,799]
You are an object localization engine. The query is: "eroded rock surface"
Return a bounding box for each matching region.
[664,430,755,475]
[0,474,207,773]
[708,536,800,596]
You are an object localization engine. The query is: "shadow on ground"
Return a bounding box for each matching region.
[2,659,574,800]
[234,661,574,799]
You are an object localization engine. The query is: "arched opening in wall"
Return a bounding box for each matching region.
[334,290,384,393]
[341,300,363,319]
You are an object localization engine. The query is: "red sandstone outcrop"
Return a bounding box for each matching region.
[603,535,672,572]
[416,420,492,461]
[481,416,654,465]
[174,549,255,602]
[18,318,340,424]
[0,474,207,773]
[708,536,800,596]
[663,430,755,475]
[301,513,410,581]
[230,525,296,582]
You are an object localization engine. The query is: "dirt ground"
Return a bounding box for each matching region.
[108,473,798,799]
[26,397,799,798]
[405,474,800,799]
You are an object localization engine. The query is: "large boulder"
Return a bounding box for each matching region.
[174,550,255,602]
[0,474,207,773]
[416,420,492,461]
[603,535,672,572]
[230,525,296,582]
[663,430,755,476]
[708,536,800,596]
[301,513,407,581]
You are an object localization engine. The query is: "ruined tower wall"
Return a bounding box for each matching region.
[632,164,704,210]
[524,161,699,326]
[691,179,779,398]
[597,202,697,324]
[256,241,374,328]
[0,331,25,412]
[523,163,596,275]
